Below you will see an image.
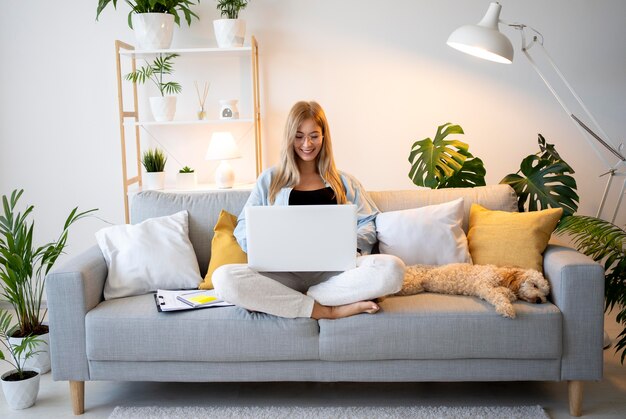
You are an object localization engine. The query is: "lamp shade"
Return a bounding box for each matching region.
[447,2,514,64]
[205,131,241,161]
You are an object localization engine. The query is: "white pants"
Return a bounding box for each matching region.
[212,254,405,318]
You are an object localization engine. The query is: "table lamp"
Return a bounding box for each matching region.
[205,131,242,188]
[447,1,625,222]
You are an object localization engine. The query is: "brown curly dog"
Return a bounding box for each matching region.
[396,263,550,318]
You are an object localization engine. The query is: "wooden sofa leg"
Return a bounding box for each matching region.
[568,380,583,417]
[70,381,85,415]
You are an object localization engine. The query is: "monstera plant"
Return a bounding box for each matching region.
[408,123,486,189]
[500,134,579,216]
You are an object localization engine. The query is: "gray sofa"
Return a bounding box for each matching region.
[46,185,604,416]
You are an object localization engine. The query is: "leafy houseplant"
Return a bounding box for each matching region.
[555,215,626,363]
[126,54,182,98]
[96,0,201,28]
[0,310,43,409]
[126,54,181,121]
[142,148,168,172]
[142,148,168,190]
[216,0,250,19]
[177,166,197,189]
[214,0,251,48]
[408,122,486,189]
[0,190,95,374]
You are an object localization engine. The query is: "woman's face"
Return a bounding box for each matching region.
[293,118,323,163]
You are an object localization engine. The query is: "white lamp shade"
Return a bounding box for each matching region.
[447,2,514,64]
[205,132,242,161]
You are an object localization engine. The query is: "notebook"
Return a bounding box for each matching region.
[245,205,357,272]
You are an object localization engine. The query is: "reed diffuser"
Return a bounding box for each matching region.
[195,81,210,120]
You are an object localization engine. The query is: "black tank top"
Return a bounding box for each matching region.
[289,187,337,205]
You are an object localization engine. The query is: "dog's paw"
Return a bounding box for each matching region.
[496,303,516,319]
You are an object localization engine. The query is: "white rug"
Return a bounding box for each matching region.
[109,405,549,418]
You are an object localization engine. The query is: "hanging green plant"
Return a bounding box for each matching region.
[500,134,579,216]
[408,123,486,189]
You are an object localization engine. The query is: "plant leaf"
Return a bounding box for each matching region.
[408,123,469,189]
[500,155,579,216]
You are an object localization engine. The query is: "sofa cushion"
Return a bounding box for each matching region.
[199,210,248,290]
[467,204,563,272]
[86,294,320,362]
[318,293,562,361]
[96,210,202,300]
[131,190,251,275]
[369,184,518,233]
[375,198,471,265]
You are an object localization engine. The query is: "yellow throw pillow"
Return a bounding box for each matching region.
[199,210,247,290]
[467,204,563,272]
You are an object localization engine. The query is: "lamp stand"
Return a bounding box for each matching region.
[511,24,626,222]
[215,160,235,189]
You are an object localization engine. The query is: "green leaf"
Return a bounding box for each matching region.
[408,123,469,189]
[440,151,486,188]
[500,155,579,216]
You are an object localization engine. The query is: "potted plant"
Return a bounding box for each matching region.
[0,310,43,410]
[213,0,251,48]
[142,148,168,190]
[126,53,182,122]
[0,190,95,375]
[96,0,201,50]
[177,166,197,189]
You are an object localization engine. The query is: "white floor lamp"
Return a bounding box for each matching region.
[447,1,625,222]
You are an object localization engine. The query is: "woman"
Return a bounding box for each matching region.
[212,101,405,319]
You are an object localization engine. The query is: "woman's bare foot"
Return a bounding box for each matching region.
[311,300,380,319]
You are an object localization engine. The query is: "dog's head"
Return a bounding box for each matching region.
[500,268,550,304]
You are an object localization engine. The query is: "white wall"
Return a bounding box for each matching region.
[1,0,625,266]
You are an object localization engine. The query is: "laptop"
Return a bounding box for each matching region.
[245,205,357,272]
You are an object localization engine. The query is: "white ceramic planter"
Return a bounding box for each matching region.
[1,369,40,410]
[176,172,197,189]
[132,13,174,50]
[213,19,246,48]
[8,333,50,374]
[143,172,166,190]
[150,96,177,122]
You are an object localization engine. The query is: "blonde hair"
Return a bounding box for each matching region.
[268,101,346,204]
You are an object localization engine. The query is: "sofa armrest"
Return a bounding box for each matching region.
[543,244,605,381]
[46,245,107,381]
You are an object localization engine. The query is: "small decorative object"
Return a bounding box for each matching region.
[213,0,250,48]
[0,190,95,377]
[177,166,198,189]
[195,81,210,120]
[0,310,43,410]
[219,99,239,120]
[96,1,201,50]
[142,148,168,190]
[125,54,182,122]
[205,132,242,188]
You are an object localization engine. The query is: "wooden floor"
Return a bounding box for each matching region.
[1,311,625,419]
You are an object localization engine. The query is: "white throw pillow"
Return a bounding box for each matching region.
[96,210,202,300]
[375,198,471,265]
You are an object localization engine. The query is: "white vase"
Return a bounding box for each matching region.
[1,369,40,410]
[150,96,177,122]
[132,13,174,50]
[143,172,166,190]
[213,19,246,48]
[176,172,197,189]
[8,332,50,374]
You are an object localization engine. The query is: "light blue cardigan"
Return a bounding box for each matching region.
[234,167,380,255]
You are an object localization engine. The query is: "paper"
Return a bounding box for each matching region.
[154,289,233,312]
